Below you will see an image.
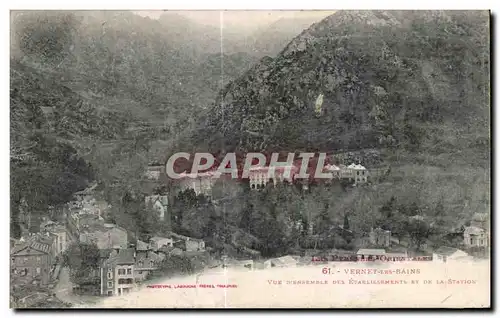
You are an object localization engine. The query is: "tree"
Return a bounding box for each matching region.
[391,215,410,244]
[380,196,396,219]
[10,221,22,239]
[316,203,332,235]
[408,201,420,217]
[343,213,350,230]
[171,189,197,231]
[239,202,254,233]
[136,199,160,240]
[63,242,100,269]
[408,220,432,251]
[62,242,100,285]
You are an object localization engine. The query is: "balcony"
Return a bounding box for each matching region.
[117,278,134,288]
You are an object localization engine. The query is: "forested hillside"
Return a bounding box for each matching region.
[10,11,490,258]
[181,11,490,252]
[201,11,489,157]
[9,11,262,237]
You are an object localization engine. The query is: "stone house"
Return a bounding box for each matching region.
[149,236,174,252]
[100,248,136,296]
[464,226,488,248]
[79,223,128,250]
[10,235,55,286]
[134,251,163,282]
[166,232,205,252]
[41,222,68,255]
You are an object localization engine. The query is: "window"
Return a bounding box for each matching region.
[127,268,132,275]
[107,291,113,296]
[118,269,125,275]
[480,240,484,245]
[108,281,113,288]
[470,238,473,245]
[107,272,112,279]
[119,278,133,284]
[23,257,28,263]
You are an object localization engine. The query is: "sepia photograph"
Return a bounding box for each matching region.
[9,8,491,309]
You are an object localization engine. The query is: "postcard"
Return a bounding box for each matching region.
[10,10,490,309]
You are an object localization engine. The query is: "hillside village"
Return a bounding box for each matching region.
[10,153,490,306]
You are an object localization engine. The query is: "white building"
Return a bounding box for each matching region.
[145,195,168,221]
[100,248,136,296]
[249,163,298,190]
[177,171,219,197]
[325,164,341,179]
[149,236,174,252]
[464,226,488,248]
[432,246,468,263]
[347,163,368,184]
[144,164,163,181]
[42,223,68,255]
[264,255,298,268]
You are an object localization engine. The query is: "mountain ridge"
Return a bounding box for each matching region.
[195,10,489,162]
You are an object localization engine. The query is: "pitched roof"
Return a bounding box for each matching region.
[145,195,168,206]
[105,248,135,266]
[325,164,340,171]
[11,235,54,255]
[164,231,204,243]
[150,236,171,242]
[135,252,162,268]
[116,248,135,264]
[434,246,463,256]
[357,249,386,255]
[99,249,113,259]
[136,240,149,251]
[158,245,175,254]
[464,226,485,236]
[11,242,29,255]
[347,163,366,170]
[268,255,297,266]
[74,182,98,196]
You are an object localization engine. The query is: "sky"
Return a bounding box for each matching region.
[134,10,335,33]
